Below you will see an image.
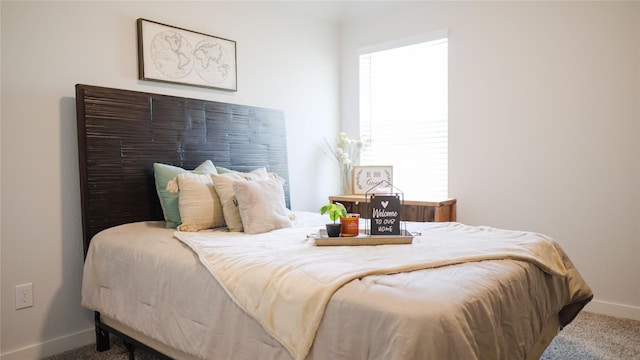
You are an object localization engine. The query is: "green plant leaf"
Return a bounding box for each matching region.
[319,202,347,224]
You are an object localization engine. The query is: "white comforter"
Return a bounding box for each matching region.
[174,213,569,360]
[82,212,592,360]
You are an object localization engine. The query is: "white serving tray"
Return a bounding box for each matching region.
[315,229,413,246]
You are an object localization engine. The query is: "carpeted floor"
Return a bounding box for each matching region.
[45,311,639,360]
[540,311,640,360]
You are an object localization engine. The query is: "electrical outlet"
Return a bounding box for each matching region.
[15,283,33,310]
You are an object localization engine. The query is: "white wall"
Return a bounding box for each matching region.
[0,1,339,358]
[341,1,640,319]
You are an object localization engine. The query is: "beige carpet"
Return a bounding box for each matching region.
[45,311,639,360]
[540,311,640,360]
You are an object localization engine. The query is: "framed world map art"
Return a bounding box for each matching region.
[137,18,237,91]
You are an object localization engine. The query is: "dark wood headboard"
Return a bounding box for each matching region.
[76,84,289,256]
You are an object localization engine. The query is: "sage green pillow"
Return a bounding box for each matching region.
[153,160,217,228]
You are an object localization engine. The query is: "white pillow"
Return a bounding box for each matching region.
[172,173,225,232]
[153,160,217,228]
[268,171,286,185]
[232,179,292,234]
[218,166,285,184]
[211,168,269,232]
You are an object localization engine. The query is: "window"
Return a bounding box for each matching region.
[359,33,448,199]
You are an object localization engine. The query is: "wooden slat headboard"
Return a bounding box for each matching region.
[76,84,289,256]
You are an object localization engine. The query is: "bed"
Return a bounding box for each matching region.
[77,84,593,360]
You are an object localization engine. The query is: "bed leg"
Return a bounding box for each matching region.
[94,312,111,352]
[123,340,136,360]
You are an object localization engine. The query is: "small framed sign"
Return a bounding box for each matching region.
[369,194,401,235]
[352,166,393,194]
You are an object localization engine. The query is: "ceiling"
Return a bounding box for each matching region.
[279,1,419,24]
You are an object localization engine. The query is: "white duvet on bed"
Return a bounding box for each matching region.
[81,212,592,360]
[173,213,570,360]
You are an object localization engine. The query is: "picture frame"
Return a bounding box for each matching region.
[352,166,393,194]
[137,18,237,91]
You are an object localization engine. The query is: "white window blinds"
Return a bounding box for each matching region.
[359,35,448,199]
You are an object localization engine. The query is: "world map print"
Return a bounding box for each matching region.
[193,40,232,84]
[151,31,233,85]
[139,19,236,91]
[150,31,194,79]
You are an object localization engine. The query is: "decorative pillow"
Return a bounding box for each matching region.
[268,171,286,185]
[215,166,238,174]
[217,166,286,185]
[211,168,268,232]
[171,173,225,232]
[153,160,217,228]
[232,179,292,234]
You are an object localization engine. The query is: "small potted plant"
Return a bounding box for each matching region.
[320,202,347,237]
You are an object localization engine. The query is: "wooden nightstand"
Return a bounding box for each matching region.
[329,195,456,222]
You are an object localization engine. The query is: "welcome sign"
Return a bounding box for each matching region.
[369,194,401,235]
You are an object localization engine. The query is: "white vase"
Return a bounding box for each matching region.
[341,166,352,195]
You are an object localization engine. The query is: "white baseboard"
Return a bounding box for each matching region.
[585,299,640,321]
[0,327,94,360]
